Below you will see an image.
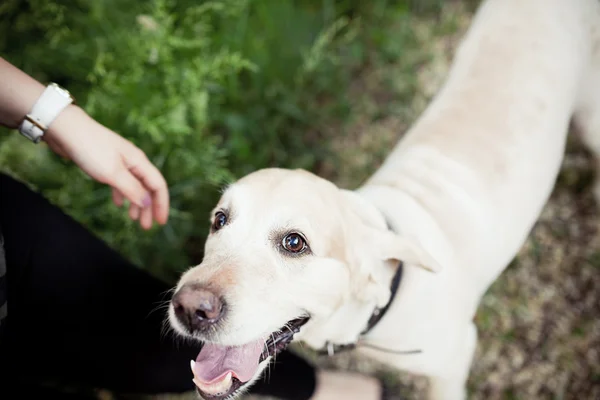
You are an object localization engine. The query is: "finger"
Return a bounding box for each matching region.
[129,203,141,221]
[140,205,153,230]
[112,168,149,209]
[112,188,125,207]
[127,157,170,225]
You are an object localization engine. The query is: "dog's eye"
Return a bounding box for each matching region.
[212,211,227,231]
[282,233,307,254]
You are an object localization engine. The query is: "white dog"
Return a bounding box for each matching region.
[168,0,600,399]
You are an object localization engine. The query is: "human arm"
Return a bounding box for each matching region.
[0,57,169,230]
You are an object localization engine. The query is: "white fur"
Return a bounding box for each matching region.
[170,0,600,399]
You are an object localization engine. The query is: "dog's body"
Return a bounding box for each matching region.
[341,0,600,396]
[169,0,600,399]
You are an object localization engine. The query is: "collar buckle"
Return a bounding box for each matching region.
[327,341,335,357]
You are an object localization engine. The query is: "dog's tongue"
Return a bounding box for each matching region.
[194,339,264,384]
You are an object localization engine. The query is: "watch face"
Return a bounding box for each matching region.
[49,83,73,100]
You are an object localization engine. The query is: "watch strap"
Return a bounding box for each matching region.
[18,83,74,143]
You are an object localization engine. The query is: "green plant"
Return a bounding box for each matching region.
[0,0,368,282]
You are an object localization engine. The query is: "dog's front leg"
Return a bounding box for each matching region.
[427,322,478,400]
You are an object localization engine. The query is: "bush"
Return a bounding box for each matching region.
[0,0,364,282]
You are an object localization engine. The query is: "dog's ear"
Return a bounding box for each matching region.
[338,189,443,274]
[363,226,442,273]
[349,221,444,307]
[338,188,443,305]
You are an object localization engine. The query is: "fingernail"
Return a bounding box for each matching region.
[142,193,152,208]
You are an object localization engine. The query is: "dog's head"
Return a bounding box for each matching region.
[168,168,440,399]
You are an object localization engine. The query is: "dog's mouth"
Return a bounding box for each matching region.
[190,316,309,400]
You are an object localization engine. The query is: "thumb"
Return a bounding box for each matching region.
[110,168,150,208]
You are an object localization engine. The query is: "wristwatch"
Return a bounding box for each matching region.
[18,82,75,143]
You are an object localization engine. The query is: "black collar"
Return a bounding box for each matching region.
[317,260,404,357]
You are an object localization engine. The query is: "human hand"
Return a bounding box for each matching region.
[43,105,169,230]
[0,57,168,229]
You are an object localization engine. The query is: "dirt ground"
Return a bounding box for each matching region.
[149,2,599,400]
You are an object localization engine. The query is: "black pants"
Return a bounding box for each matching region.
[0,172,316,399]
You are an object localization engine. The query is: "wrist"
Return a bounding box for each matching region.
[44,104,90,143]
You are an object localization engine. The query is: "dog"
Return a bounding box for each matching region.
[168,0,600,398]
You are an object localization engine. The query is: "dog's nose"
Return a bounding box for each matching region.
[172,284,225,332]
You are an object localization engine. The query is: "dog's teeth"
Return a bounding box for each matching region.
[190,359,196,373]
[193,372,233,396]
